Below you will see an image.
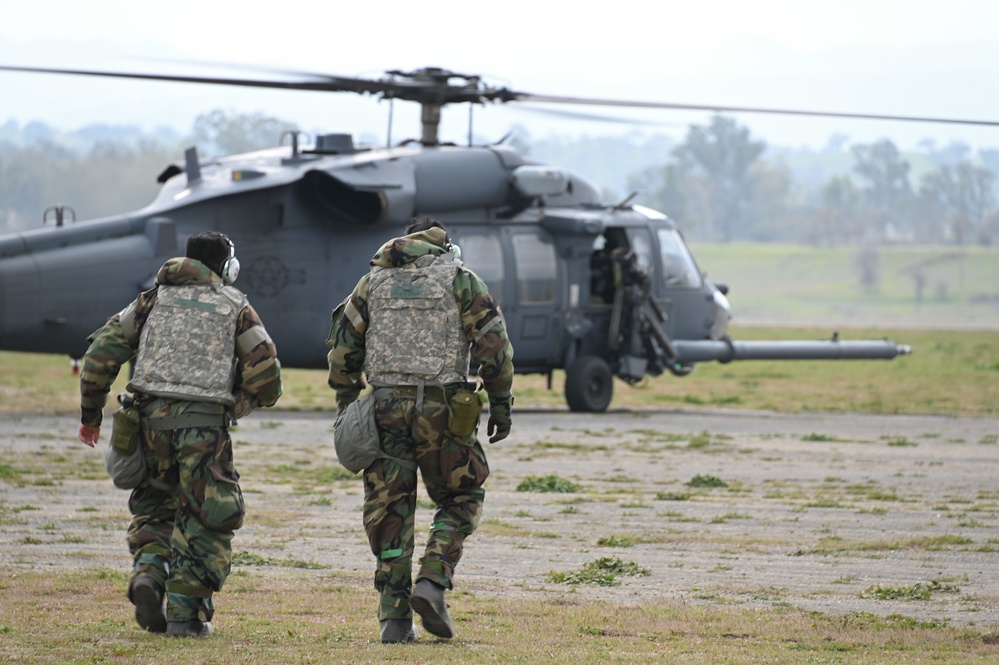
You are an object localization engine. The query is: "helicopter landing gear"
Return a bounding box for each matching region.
[565,355,613,413]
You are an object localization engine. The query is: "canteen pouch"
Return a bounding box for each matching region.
[333,396,382,473]
[448,389,482,437]
[110,405,140,455]
[105,405,146,489]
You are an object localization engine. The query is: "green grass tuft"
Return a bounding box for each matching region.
[516,474,579,493]
[861,579,961,601]
[547,556,651,586]
[687,474,728,488]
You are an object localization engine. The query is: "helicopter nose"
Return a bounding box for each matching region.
[710,289,731,340]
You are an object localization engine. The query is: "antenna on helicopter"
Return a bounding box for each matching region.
[385,70,396,148]
[387,97,395,147]
[281,129,302,158]
[184,147,202,185]
[43,205,75,227]
[613,192,640,210]
[280,130,312,164]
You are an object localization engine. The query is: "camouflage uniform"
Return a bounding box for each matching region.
[327,227,514,622]
[81,257,282,625]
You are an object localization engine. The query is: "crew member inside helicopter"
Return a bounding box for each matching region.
[589,229,628,304]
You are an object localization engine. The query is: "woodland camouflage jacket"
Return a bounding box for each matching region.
[326,227,514,412]
[80,257,283,427]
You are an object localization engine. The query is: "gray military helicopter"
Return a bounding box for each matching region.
[4,63,972,411]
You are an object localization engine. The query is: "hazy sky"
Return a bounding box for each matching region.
[2,0,999,150]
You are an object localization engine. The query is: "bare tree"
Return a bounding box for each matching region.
[188,109,297,157]
[672,115,767,241]
[816,175,862,244]
[919,161,996,246]
[851,139,914,240]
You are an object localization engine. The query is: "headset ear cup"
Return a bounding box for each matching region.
[221,257,240,284]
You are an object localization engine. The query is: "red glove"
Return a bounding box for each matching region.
[78,424,101,448]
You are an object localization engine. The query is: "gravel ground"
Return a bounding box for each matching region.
[2,407,997,627]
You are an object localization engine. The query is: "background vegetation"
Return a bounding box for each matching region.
[4,110,999,250]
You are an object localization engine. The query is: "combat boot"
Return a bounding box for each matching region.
[128,575,166,633]
[166,619,214,638]
[379,618,419,643]
[410,579,454,639]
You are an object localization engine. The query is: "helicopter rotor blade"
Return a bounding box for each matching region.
[0,63,502,106]
[510,104,677,126]
[3,62,998,129]
[131,59,488,101]
[507,91,999,128]
[0,64,410,97]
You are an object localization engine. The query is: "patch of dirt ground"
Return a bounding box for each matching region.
[2,408,997,628]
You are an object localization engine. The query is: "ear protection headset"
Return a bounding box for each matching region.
[219,235,240,285]
[441,230,462,261]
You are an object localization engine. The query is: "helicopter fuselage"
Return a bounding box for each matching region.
[0,136,908,412]
[0,138,715,362]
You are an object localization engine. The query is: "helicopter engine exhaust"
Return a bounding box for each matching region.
[302,170,386,224]
[302,147,525,225]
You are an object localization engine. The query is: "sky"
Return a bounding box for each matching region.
[2,0,999,152]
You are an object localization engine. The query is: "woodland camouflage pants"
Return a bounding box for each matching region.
[126,421,244,624]
[363,389,489,621]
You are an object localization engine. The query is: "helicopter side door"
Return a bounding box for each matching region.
[504,228,562,373]
[451,225,562,374]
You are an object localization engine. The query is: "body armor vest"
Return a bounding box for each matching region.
[128,282,247,406]
[364,253,469,386]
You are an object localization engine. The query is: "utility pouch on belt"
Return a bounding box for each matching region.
[448,388,482,437]
[105,400,146,489]
[333,396,381,473]
[333,389,417,473]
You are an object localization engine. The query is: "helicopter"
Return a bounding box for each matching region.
[2,63,964,412]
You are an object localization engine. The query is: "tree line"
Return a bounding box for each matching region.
[621,116,999,247]
[2,110,999,249]
[0,110,296,230]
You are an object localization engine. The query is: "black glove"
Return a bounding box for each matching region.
[487,399,512,444]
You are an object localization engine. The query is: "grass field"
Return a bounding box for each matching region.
[1,569,996,664]
[4,325,996,418]
[2,324,998,662]
[690,243,999,329]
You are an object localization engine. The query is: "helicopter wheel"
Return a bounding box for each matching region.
[565,355,613,413]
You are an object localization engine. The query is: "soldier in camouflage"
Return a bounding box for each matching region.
[78,232,282,638]
[327,217,514,643]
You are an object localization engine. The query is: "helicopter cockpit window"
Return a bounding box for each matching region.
[627,228,654,272]
[454,232,504,305]
[656,228,701,289]
[512,232,557,304]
